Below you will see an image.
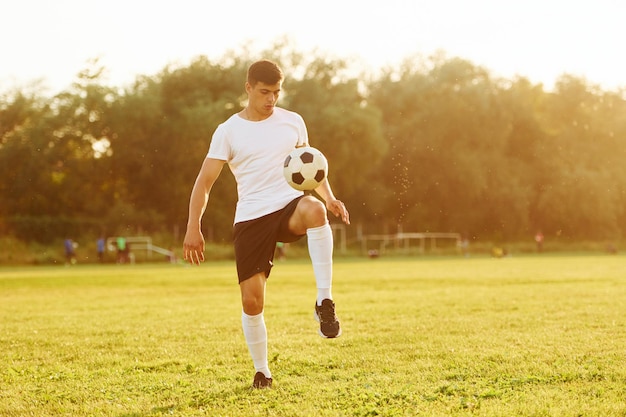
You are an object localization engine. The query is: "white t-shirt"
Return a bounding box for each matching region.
[207,107,308,223]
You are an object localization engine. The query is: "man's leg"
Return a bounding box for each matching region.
[240,273,272,386]
[289,197,341,338]
[307,223,333,304]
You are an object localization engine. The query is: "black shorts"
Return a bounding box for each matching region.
[233,196,305,283]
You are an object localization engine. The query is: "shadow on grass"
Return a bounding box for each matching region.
[118,404,177,417]
[116,385,263,416]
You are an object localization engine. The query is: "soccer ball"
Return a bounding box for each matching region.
[283,147,328,191]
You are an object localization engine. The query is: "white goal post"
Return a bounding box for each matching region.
[106,236,174,261]
[396,232,461,253]
[331,224,347,254]
[360,232,461,255]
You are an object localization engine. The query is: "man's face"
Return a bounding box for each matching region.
[247,81,281,116]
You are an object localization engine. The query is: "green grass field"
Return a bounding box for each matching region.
[1,255,625,416]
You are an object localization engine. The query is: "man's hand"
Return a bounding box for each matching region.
[183,229,205,265]
[327,199,350,225]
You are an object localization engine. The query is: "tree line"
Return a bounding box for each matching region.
[1,46,625,246]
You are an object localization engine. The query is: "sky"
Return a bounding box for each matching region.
[1,0,624,94]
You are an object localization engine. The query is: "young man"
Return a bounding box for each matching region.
[183,59,350,389]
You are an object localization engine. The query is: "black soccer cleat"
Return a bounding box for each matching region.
[314,299,342,338]
[252,372,272,389]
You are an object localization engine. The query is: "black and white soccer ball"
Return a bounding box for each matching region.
[283,147,328,191]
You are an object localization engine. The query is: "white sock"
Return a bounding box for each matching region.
[306,223,333,305]
[241,311,271,378]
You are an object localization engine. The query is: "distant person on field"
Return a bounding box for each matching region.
[97,236,105,263]
[275,242,287,261]
[64,238,76,265]
[116,236,127,263]
[183,59,350,389]
[535,230,544,253]
[124,242,131,264]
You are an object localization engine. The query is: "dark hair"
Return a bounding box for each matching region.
[247,60,283,86]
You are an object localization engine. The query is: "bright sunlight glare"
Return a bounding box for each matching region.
[1,0,624,94]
